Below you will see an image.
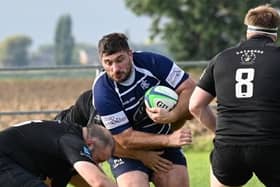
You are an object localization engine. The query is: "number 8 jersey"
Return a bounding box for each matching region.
[198,36,280,145]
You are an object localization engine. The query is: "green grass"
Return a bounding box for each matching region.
[187,152,264,187]
[67,151,264,187]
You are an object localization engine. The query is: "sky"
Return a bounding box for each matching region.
[0,0,151,50]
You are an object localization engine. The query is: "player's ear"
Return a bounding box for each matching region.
[86,138,95,146]
[127,49,133,57]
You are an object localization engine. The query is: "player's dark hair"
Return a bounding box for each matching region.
[98,32,130,56]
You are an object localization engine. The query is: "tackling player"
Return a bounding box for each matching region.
[0,120,116,187]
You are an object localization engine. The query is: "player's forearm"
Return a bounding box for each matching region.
[201,106,216,132]
[114,129,169,150]
[113,141,144,159]
[189,86,216,133]
[74,161,117,187]
[171,77,196,123]
[191,105,216,133]
[121,133,169,149]
[170,90,193,123]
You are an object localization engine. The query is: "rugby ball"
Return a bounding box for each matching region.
[144,85,178,111]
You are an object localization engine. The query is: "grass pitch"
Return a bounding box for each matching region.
[68,151,264,187]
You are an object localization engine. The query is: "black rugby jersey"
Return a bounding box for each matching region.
[54,90,103,127]
[198,36,280,145]
[0,120,95,186]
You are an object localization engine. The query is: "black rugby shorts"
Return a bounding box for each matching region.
[210,141,280,187]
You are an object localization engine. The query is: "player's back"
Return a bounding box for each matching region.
[0,120,82,178]
[213,36,280,144]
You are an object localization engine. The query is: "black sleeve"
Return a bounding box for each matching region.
[87,106,104,126]
[55,89,104,127]
[51,174,73,187]
[54,107,72,121]
[54,90,92,127]
[197,57,216,97]
[73,89,103,126]
[59,134,95,165]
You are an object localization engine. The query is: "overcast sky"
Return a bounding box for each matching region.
[0,0,151,49]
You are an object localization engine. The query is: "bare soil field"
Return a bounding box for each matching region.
[0,77,210,137]
[0,78,93,129]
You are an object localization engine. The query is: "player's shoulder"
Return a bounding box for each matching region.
[93,71,107,82]
[133,51,170,58]
[76,89,92,106]
[29,120,59,126]
[79,90,92,99]
[92,73,117,102]
[210,44,240,64]
[92,71,112,90]
[133,51,173,69]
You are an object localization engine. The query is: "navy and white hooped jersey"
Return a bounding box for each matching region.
[92,51,189,135]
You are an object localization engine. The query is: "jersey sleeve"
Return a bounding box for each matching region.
[197,58,216,96]
[92,77,130,135]
[134,52,189,89]
[54,90,92,127]
[72,90,92,126]
[59,134,96,165]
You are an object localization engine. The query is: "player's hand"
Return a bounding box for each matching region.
[139,151,173,173]
[167,127,192,147]
[146,106,174,124]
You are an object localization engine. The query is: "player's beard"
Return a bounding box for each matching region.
[114,60,132,83]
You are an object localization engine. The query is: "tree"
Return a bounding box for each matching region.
[125,0,280,60]
[54,14,75,65]
[0,35,32,66]
[31,44,55,66]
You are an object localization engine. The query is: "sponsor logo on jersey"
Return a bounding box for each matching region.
[140,79,150,90]
[123,97,136,105]
[236,49,263,65]
[166,63,184,87]
[101,111,129,129]
[80,146,93,160]
[112,158,125,168]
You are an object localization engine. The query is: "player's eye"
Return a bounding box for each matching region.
[104,60,113,66]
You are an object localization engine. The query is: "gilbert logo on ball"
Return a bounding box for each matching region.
[144,85,178,111]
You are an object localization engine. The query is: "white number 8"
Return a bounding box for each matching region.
[235,68,255,98]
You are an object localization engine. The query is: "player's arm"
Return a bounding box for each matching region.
[113,126,191,150]
[113,141,173,172]
[173,77,196,121]
[73,161,117,187]
[146,77,196,128]
[189,86,216,132]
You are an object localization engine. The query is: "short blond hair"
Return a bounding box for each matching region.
[244,4,280,28]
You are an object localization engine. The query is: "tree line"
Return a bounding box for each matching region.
[1,1,280,67]
[0,15,75,67]
[125,0,280,60]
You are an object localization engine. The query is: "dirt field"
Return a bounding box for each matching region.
[0,78,93,128]
[0,77,209,137]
